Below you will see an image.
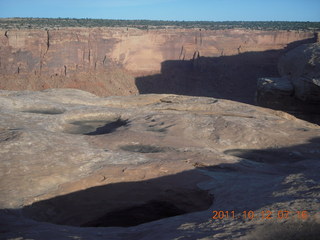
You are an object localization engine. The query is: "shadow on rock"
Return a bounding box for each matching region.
[135,37,316,105]
[1,137,319,239]
[21,170,213,228]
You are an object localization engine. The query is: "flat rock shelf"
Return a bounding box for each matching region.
[0,89,320,240]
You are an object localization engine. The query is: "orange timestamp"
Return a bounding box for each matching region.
[212,210,312,220]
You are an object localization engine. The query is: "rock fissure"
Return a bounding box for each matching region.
[46,30,50,53]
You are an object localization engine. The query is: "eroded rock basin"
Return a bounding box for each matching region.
[21,107,66,115]
[23,177,213,227]
[1,89,320,240]
[63,119,129,135]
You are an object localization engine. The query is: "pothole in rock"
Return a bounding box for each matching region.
[21,108,66,115]
[63,119,128,135]
[0,129,22,142]
[224,149,306,163]
[120,144,170,153]
[23,181,212,227]
[82,200,186,227]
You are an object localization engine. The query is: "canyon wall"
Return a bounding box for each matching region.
[0,27,316,98]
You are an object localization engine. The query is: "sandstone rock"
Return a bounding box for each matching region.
[0,28,315,99]
[256,77,295,109]
[278,42,320,102]
[1,89,320,239]
[257,77,294,94]
[256,43,320,124]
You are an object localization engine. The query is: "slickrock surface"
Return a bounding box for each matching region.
[0,89,320,239]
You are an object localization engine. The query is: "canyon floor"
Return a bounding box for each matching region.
[0,89,320,240]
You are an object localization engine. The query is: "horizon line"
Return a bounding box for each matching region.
[1,17,320,23]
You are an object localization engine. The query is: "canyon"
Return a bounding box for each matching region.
[0,28,316,102]
[1,25,320,240]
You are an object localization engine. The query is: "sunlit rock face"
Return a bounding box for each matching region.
[0,28,315,99]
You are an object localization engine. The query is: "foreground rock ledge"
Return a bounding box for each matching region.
[0,89,320,240]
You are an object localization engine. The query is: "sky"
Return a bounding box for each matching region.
[0,0,320,22]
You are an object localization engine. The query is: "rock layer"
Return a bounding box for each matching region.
[0,28,315,98]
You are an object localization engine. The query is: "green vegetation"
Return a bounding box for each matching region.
[0,17,319,31]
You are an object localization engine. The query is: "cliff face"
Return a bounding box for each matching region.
[0,28,315,97]
[256,42,320,124]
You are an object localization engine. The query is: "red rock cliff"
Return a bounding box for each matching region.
[0,28,315,97]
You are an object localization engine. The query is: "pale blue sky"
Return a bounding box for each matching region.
[0,0,319,21]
